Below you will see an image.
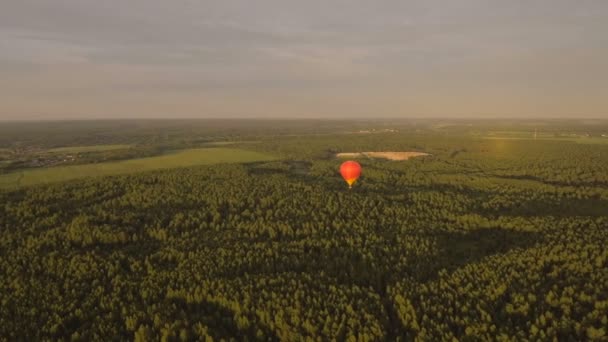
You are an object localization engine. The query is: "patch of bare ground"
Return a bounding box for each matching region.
[336,152,430,161]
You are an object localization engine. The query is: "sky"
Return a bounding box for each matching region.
[1,0,607,120]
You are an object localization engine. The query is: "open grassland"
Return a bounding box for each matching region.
[0,148,275,188]
[203,141,260,146]
[572,138,608,144]
[46,144,132,153]
[481,131,608,145]
[483,136,608,144]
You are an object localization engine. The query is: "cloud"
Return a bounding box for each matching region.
[0,0,607,119]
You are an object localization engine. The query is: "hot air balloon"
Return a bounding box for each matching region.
[340,160,361,189]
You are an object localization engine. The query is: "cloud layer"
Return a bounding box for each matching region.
[1,0,607,119]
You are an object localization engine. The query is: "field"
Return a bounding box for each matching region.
[0,148,275,188]
[203,141,260,146]
[480,130,608,145]
[1,119,607,341]
[46,144,132,153]
[483,136,608,144]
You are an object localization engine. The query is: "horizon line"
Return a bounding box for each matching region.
[1,116,608,123]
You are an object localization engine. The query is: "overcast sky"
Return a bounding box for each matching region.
[1,0,607,120]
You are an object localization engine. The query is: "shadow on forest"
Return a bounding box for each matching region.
[407,228,541,282]
[221,228,540,294]
[491,173,608,188]
[485,198,608,218]
[310,228,541,292]
[211,227,540,337]
[170,297,279,341]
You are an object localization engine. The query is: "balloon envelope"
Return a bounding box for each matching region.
[340,160,361,188]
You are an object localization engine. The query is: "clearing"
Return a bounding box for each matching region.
[46,144,132,153]
[482,136,608,145]
[336,152,430,161]
[0,148,276,189]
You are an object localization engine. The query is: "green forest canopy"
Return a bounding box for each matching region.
[1,120,607,341]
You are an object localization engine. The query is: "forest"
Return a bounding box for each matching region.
[0,119,607,341]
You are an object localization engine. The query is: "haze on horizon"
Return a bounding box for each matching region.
[1,0,607,120]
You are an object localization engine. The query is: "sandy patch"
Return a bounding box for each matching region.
[336,152,430,161]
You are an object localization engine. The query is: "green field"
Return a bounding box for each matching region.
[203,141,261,146]
[0,148,275,188]
[572,138,608,144]
[46,144,132,153]
[482,136,608,144]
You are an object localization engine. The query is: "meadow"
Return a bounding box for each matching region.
[46,144,132,153]
[0,147,275,188]
[480,130,608,144]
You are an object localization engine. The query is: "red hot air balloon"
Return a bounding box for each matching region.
[340,160,361,189]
